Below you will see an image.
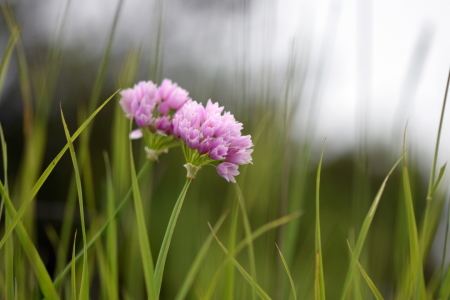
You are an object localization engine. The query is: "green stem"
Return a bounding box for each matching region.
[154,178,192,298]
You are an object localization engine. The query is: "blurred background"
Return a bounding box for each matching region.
[1,0,450,299]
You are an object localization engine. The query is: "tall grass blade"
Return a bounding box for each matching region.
[61,109,89,299]
[71,232,77,300]
[1,123,14,300]
[0,91,118,250]
[175,212,228,300]
[0,25,20,102]
[225,197,239,300]
[208,223,272,300]
[402,136,426,299]
[154,178,192,298]
[104,152,119,300]
[340,153,404,300]
[346,241,384,300]
[129,122,157,300]
[275,243,297,300]
[315,141,326,300]
[0,182,60,300]
[234,183,257,300]
[52,160,151,287]
[421,69,450,260]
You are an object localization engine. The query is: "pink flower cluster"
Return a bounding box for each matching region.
[119,79,189,136]
[172,100,253,183]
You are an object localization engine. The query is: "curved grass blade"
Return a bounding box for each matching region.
[315,141,326,300]
[175,212,228,300]
[1,123,14,300]
[421,69,450,260]
[402,141,426,299]
[346,241,384,300]
[61,109,89,300]
[0,25,20,102]
[154,178,192,298]
[208,223,272,300]
[0,182,60,300]
[0,91,118,251]
[234,183,257,300]
[52,160,151,288]
[340,153,404,300]
[129,121,157,300]
[275,243,297,300]
[103,152,119,300]
[72,232,77,300]
[225,198,239,300]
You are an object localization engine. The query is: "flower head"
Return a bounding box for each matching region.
[119,79,190,160]
[174,99,253,182]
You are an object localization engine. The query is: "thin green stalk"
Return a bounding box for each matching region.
[315,141,326,300]
[61,110,89,299]
[71,232,77,300]
[1,124,14,300]
[225,196,239,300]
[129,123,157,300]
[275,243,297,300]
[402,145,426,299]
[421,69,450,259]
[51,161,151,288]
[104,152,119,300]
[234,183,257,300]
[154,178,192,298]
[0,25,20,102]
[340,153,404,300]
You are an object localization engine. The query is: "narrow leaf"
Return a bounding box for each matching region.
[0,25,20,102]
[61,109,89,300]
[315,140,326,300]
[276,243,297,300]
[72,232,77,300]
[340,153,404,300]
[431,163,446,197]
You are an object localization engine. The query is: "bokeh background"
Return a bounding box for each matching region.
[1,0,450,299]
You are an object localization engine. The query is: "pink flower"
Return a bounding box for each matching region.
[119,81,159,118]
[217,162,240,183]
[158,79,189,115]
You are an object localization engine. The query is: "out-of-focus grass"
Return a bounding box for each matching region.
[0,2,450,300]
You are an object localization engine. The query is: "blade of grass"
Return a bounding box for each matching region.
[402,137,426,299]
[104,152,119,300]
[72,232,77,300]
[1,123,14,300]
[225,198,239,300]
[0,91,118,250]
[175,212,228,300]
[346,241,384,300]
[340,153,404,300]
[315,140,326,300]
[52,160,151,288]
[275,243,297,300]
[0,182,60,300]
[129,120,157,300]
[208,223,272,300]
[421,69,450,260]
[234,183,257,300]
[0,25,20,102]
[154,178,192,298]
[61,109,89,300]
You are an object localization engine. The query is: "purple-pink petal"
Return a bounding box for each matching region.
[217,162,240,183]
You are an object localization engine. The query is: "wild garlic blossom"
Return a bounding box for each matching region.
[119,79,189,160]
[172,100,253,182]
